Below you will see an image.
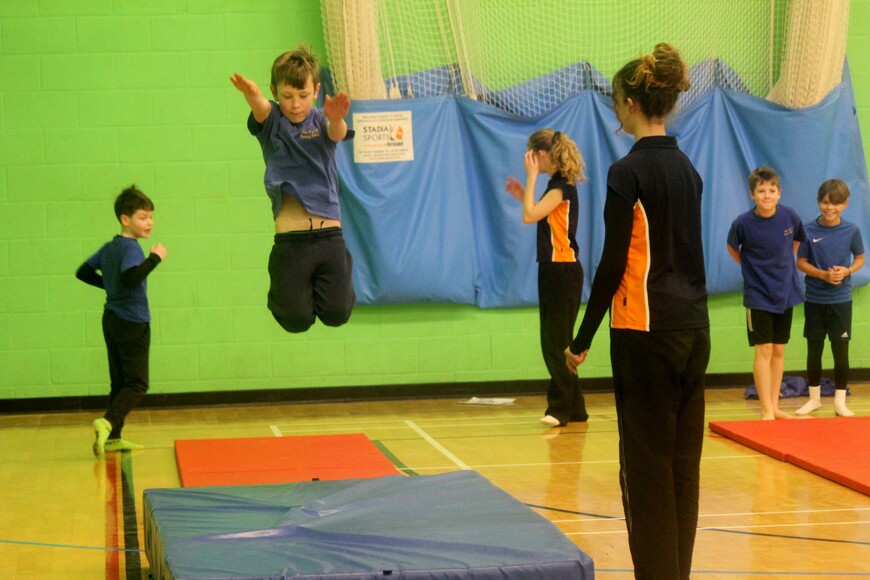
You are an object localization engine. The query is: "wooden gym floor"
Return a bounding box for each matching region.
[0,386,868,579]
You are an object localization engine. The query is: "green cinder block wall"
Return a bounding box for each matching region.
[1,1,868,402]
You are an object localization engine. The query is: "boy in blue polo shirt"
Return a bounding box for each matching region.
[727,167,806,420]
[76,186,167,455]
[795,179,864,417]
[230,45,356,333]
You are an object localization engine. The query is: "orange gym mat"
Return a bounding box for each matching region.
[175,433,401,487]
[709,417,870,496]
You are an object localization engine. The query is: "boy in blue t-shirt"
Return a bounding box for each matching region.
[76,186,167,455]
[795,179,865,417]
[230,45,356,333]
[727,167,806,420]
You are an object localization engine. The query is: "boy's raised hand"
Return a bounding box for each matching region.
[150,243,168,261]
[230,72,271,123]
[324,92,351,122]
[229,73,261,98]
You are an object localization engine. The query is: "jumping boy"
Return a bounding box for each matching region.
[230,45,356,333]
[727,166,806,420]
[795,179,864,417]
[76,185,167,455]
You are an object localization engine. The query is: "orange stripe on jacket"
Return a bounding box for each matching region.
[547,200,576,263]
[611,201,651,330]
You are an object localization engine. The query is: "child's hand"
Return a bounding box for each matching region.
[523,150,540,180]
[151,243,168,261]
[505,176,524,201]
[229,73,262,98]
[564,347,588,375]
[324,92,351,122]
[826,266,847,284]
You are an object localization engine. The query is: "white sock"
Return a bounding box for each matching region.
[795,385,821,415]
[834,389,854,417]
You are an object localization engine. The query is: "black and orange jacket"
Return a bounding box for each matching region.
[571,136,708,354]
[536,172,580,263]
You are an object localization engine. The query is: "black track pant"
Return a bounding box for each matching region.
[538,261,587,423]
[102,309,150,439]
[268,228,356,333]
[610,327,710,580]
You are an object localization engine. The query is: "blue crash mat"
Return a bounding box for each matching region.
[143,470,594,579]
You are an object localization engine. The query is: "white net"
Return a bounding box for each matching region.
[767,0,851,108]
[321,0,849,115]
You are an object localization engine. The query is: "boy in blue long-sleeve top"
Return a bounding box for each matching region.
[76,186,167,455]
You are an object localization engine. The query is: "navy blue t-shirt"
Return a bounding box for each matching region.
[798,217,864,304]
[248,103,353,221]
[85,236,151,322]
[727,204,806,312]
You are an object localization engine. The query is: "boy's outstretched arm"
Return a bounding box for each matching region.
[323,92,350,142]
[230,73,271,123]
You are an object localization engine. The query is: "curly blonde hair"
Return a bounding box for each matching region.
[527,129,586,184]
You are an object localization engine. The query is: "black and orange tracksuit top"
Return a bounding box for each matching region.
[536,173,580,263]
[571,136,709,354]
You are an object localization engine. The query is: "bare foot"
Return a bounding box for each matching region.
[761,412,775,420]
[773,409,793,420]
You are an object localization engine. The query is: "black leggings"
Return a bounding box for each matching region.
[807,339,849,389]
[268,228,356,333]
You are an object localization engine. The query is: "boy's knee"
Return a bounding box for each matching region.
[317,307,352,328]
[272,312,316,333]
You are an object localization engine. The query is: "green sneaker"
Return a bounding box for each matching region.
[104,439,144,452]
[92,418,112,456]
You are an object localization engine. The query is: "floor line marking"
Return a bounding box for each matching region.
[699,521,870,531]
[104,454,120,580]
[269,424,282,437]
[404,420,470,470]
[0,539,144,552]
[699,507,870,518]
[568,520,870,536]
[120,451,143,580]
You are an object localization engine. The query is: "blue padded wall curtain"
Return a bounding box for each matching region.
[337,62,870,307]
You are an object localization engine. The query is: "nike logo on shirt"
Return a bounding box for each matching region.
[812,237,824,243]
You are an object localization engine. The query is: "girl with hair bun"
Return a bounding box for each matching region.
[565,43,710,579]
[506,128,589,428]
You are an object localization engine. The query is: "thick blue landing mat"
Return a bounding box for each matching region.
[143,471,594,579]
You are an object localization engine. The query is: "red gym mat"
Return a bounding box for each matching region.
[175,433,401,487]
[709,417,870,496]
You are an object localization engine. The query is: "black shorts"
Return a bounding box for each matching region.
[803,301,852,342]
[746,307,793,346]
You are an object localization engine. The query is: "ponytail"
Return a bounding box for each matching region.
[528,128,586,184]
